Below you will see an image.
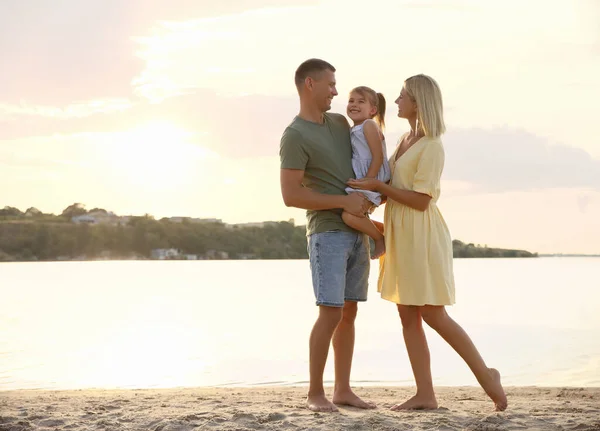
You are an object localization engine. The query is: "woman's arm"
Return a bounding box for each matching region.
[378,182,431,212]
[347,139,443,212]
[363,120,384,178]
[380,140,444,212]
[346,177,431,211]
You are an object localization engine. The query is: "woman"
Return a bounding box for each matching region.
[347,74,507,411]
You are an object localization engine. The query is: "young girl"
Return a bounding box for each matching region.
[343,86,391,259]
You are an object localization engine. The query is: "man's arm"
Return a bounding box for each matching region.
[280,168,370,217]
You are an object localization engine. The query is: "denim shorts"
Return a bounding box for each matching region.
[307,231,370,307]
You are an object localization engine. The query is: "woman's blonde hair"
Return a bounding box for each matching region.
[404,74,446,137]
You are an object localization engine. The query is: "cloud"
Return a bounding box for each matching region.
[400,0,479,11]
[442,128,600,192]
[577,193,591,213]
[0,0,317,105]
[0,99,134,120]
[0,90,301,157]
[0,1,145,105]
[1,85,599,194]
[0,0,597,195]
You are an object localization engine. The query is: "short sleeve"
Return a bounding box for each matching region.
[412,140,445,197]
[337,113,351,129]
[279,127,308,170]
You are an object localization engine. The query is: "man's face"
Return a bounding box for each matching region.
[309,69,338,112]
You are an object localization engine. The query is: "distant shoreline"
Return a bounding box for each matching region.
[2,255,598,264]
[4,204,591,261]
[539,254,600,257]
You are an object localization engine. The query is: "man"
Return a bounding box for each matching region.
[279,58,376,412]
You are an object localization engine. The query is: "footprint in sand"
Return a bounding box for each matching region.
[232,412,264,428]
[232,413,258,422]
[264,412,287,422]
[37,418,66,427]
[100,404,121,411]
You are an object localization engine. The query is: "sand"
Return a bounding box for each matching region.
[1,386,599,431]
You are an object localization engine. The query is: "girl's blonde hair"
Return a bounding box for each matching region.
[350,86,386,130]
[404,74,446,137]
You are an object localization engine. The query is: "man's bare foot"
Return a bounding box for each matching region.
[390,394,438,411]
[372,238,386,259]
[306,394,338,412]
[482,368,508,411]
[332,389,376,409]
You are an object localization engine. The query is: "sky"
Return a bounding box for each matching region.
[1,0,599,254]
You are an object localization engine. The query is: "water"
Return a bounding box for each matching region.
[1,258,599,391]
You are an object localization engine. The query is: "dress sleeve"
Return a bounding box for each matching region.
[412,140,444,197]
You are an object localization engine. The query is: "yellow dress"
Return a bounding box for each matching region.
[378,135,455,306]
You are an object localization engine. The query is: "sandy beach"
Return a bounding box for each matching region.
[1,386,599,431]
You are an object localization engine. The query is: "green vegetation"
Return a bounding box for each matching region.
[452,240,536,258]
[0,204,537,262]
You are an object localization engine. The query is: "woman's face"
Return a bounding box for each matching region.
[395,86,416,119]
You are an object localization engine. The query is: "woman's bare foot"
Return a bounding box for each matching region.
[372,237,386,259]
[390,394,438,411]
[482,368,508,411]
[306,394,338,412]
[332,389,376,409]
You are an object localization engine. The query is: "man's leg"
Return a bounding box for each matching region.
[332,301,356,391]
[307,305,343,412]
[306,231,353,412]
[332,233,376,409]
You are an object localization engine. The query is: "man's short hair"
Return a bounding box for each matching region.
[294,58,335,89]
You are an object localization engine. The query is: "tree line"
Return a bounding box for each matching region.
[0,204,537,262]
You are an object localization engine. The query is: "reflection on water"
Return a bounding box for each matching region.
[1,258,599,390]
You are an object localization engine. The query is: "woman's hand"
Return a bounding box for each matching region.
[347,177,382,192]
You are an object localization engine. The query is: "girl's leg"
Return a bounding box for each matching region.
[420,305,508,411]
[341,211,385,259]
[372,220,384,235]
[392,305,438,410]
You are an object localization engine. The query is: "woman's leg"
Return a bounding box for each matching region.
[392,305,438,410]
[341,211,385,259]
[420,305,508,411]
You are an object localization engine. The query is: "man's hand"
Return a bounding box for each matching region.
[343,193,371,217]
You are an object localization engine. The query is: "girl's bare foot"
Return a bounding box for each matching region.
[483,368,508,411]
[390,394,438,411]
[372,238,386,259]
[306,394,338,412]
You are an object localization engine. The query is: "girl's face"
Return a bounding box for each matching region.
[395,86,417,119]
[347,91,376,124]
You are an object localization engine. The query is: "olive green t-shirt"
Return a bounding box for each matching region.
[279,112,356,235]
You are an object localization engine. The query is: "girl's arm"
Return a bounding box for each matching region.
[363,120,384,178]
